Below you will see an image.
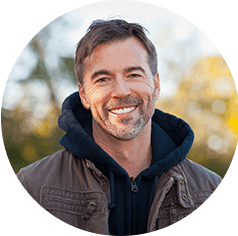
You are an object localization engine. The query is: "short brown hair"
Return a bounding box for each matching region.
[75,19,158,85]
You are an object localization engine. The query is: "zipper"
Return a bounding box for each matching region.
[130,177,138,192]
[130,177,138,234]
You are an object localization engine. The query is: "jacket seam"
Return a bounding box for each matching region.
[39,185,107,217]
[147,176,175,231]
[18,169,30,192]
[190,190,213,194]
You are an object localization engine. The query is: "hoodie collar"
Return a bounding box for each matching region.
[58,91,194,178]
[58,92,127,177]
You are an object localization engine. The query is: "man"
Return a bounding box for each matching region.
[17,19,221,235]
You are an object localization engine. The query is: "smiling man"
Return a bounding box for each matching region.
[17,19,222,235]
[78,35,160,179]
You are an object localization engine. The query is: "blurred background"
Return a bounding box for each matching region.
[1,1,237,178]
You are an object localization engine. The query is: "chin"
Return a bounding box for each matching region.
[106,118,145,140]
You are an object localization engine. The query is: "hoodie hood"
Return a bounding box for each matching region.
[58,91,194,178]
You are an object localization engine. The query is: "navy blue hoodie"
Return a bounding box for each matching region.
[58,92,194,235]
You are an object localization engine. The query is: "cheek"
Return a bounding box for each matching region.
[136,85,155,102]
[86,85,110,101]
[87,90,110,116]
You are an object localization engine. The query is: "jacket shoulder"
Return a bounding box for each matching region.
[17,149,71,180]
[16,149,83,201]
[180,158,222,192]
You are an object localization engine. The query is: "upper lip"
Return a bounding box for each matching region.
[108,105,137,111]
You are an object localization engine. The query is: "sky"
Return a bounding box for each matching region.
[2,0,221,112]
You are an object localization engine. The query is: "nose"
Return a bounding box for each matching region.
[111,76,131,98]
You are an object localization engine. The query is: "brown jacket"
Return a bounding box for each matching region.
[17,148,221,234]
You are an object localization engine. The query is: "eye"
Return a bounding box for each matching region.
[95,77,109,83]
[128,73,142,78]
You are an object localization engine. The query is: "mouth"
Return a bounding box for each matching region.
[108,106,137,115]
[109,106,136,114]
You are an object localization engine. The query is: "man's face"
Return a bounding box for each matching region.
[78,37,160,140]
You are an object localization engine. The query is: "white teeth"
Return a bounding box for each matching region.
[110,106,136,114]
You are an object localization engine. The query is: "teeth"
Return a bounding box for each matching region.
[110,106,136,114]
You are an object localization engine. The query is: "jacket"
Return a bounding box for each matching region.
[17,92,222,234]
[17,149,221,234]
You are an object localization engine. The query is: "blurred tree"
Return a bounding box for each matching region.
[157,56,238,177]
[18,36,77,108]
[2,102,64,173]
[58,56,77,84]
[2,25,77,173]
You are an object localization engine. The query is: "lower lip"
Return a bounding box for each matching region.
[109,107,136,118]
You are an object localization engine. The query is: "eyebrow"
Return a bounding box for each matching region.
[91,66,146,80]
[91,70,112,80]
[124,66,146,74]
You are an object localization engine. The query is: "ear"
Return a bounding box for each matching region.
[154,73,160,100]
[78,82,90,110]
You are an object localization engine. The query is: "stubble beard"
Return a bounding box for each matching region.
[105,115,145,140]
[96,96,156,140]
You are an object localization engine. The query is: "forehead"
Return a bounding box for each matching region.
[84,37,150,76]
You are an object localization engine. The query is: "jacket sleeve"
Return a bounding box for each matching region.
[17,168,29,193]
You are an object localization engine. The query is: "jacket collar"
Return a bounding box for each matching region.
[166,164,194,208]
[147,163,194,231]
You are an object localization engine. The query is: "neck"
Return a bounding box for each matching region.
[92,119,152,177]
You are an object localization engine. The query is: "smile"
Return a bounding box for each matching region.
[109,106,136,115]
